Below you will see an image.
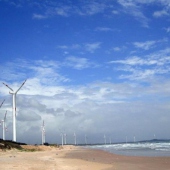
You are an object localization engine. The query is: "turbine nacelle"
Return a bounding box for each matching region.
[9,91,16,95]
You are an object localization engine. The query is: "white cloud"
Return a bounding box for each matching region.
[113,47,121,51]
[95,27,114,32]
[3,0,170,24]
[57,42,103,55]
[55,6,71,17]
[57,45,68,49]
[117,0,170,27]
[133,41,157,50]
[109,48,170,80]
[57,42,101,54]
[111,46,126,52]
[85,42,101,53]
[112,10,119,14]
[32,14,47,19]
[0,59,70,88]
[29,60,70,84]
[17,109,41,122]
[117,0,149,27]
[165,27,170,33]
[30,1,108,19]
[109,56,159,66]
[57,44,81,50]
[133,39,168,50]
[63,56,96,70]
[77,1,107,15]
[153,10,169,17]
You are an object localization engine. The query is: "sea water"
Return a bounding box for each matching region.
[86,141,170,157]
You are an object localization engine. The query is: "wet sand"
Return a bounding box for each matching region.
[0,145,170,170]
[65,148,170,170]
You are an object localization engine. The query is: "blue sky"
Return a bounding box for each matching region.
[0,0,170,144]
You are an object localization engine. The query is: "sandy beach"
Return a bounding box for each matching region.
[0,145,170,170]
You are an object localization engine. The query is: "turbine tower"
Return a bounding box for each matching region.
[109,137,112,145]
[3,80,26,142]
[134,136,136,143]
[85,134,87,145]
[60,132,64,146]
[1,111,7,140]
[73,132,76,145]
[41,120,45,145]
[104,134,106,145]
[64,133,67,145]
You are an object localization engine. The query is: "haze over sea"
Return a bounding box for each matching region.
[86,140,170,157]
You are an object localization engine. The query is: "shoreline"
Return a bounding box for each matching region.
[65,147,170,170]
[0,145,170,170]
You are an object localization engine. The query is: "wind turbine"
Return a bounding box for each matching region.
[3,80,26,142]
[64,133,67,145]
[104,134,106,145]
[41,120,45,145]
[134,136,136,143]
[109,137,112,145]
[60,132,64,146]
[73,132,77,145]
[1,111,7,140]
[85,134,87,145]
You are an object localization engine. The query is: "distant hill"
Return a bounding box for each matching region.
[139,139,170,143]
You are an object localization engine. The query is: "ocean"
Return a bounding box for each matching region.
[85,141,170,157]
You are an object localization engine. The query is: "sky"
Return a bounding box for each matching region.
[0,0,170,145]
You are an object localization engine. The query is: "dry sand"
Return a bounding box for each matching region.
[0,145,170,170]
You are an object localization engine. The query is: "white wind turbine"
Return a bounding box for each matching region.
[104,134,106,145]
[1,111,7,140]
[60,132,64,146]
[73,132,77,145]
[109,137,112,145]
[134,136,136,143]
[85,134,87,145]
[64,133,67,145]
[58,129,64,146]
[3,80,26,142]
[41,120,45,145]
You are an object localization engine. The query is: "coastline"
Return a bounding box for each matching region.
[0,145,170,170]
[65,147,170,170]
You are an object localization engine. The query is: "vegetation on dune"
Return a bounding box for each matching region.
[0,139,60,152]
[0,139,24,150]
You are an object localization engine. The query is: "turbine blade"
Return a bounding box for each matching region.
[16,79,27,93]
[3,83,14,91]
[0,99,5,108]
